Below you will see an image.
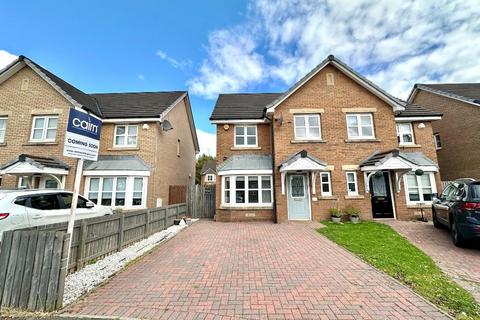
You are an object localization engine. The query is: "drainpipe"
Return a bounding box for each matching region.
[265,113,278,224]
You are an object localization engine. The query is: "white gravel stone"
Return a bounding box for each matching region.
[63,219,197,305]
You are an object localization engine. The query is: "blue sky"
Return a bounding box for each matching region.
[1,0,479,155]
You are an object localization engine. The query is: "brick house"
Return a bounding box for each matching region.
[0,55,199,209]
[408,83,480,181]
[200,159,216,186]
[211,55,443,222]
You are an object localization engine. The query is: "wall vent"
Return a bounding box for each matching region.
[21,78,30,91]
[326,73,335,86]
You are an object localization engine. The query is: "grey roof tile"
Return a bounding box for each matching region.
[210,93,282,120]
[217,154,272,172]
[417,83,480,105]
[0,154,70,170]
[84,155,150,171]
[360,149,437,167]
[200,159,216,175]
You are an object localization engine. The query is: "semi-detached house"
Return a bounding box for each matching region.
[0,56,199,209]
[211,55,443,222]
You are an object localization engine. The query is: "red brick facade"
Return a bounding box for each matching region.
[214,63,442,222]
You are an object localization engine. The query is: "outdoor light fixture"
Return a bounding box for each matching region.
[161,119,173,131]
[415,169,424,176]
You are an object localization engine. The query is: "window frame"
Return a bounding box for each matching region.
[0,117,7,143]
[346,113,375,140]
[293,114,322,141]
[319,172,332,197]
[346,171,359,196]
[86,176,147,208]
[234,125,258,148]
[396,122,415,145]
[403,172,437,205]
[30,115,58,142]
[221,175,273,207]
[114,124,138,147]
[206,174,215,182]
[433,133,442,150]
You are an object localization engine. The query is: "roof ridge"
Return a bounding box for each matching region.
[89,90,187,95]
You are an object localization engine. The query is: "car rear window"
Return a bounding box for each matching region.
[470,183,480,201]
[14,197,27,207]
[29,194,61,210]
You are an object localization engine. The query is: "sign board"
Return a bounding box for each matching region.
[63,108,102,161]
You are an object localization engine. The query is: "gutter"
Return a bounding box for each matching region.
[265,112,278,224]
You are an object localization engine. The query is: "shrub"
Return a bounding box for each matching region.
[329,207,343,217]
[344,206,360,217]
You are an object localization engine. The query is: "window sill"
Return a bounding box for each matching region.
[290,140,326,144]
[108,147,140,151]
[345,195,365,199]
[399,144,421,148]
[23,142,58,146]
[407,203,432,209]
[230,146,261,150]
[313,196,338,201]
[220,205,272,210]
[344,139,380,143]
[0,143,7,147]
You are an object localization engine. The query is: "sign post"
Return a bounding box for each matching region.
[63,108,102,259]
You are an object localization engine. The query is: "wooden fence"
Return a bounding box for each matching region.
[187,185,215,218]
[0,230,69,311]
[169,185,187,205]
[21,203,186,273]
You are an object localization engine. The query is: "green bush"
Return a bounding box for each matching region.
[329,207,343,217]
[344,206,360,217]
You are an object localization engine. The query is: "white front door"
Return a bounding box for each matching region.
[287,174,311,220]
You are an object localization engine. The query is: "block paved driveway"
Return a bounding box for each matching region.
[65,221,448,320]
[385,221,480,303]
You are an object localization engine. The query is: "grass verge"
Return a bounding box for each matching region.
[318,221,480,319]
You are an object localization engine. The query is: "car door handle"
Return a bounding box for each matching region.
[31,214,42,219]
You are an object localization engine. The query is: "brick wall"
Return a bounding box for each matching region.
[411,90,480,180]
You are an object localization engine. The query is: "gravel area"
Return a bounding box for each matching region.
[63,220,194,305]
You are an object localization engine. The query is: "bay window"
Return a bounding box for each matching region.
[222,175,273,206]
[346,113,374,139]
[404,172,436,204]
[86,176,147,208]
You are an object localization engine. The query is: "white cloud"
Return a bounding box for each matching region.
[138,73,145,81]
[156,50,191,69]
[196,129,216,157]
[188,0,480,99]
[0,50,18,70]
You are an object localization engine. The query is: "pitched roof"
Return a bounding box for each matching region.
[360,149,437,167]
[217,154,272,172]
[411,83,480,106]
[210,93,282,121]
[200,159,216,175]
[0,154,70,170]
[84,155,150,171]
[279,150,326,169]
[395,103,442,118]
[266,55,406,113]
[91,91,186,119]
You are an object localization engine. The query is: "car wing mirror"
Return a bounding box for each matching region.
[86,201,95,208]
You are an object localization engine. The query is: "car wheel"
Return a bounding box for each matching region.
[450,219,465,247]
[432,209,441,229]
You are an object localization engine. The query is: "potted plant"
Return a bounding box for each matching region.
[345,206,360,223]
[329,207,343,223]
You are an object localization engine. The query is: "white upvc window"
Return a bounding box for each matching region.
[114,125,138,147]
[234,125,257,147]
[206,174,215,182]
[434,133,442,150]
[86,176,147,208]
[404,172,436,204]
[396,123,414,145]
[294,114,321,140]
[320,172,332,196]
[30,115,58,142]
[346,113,375,139]
[346,171,359,196]
[221,175,272,206]
[0,117,7,143]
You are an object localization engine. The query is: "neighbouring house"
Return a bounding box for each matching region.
[408,83,480,181]
[0,55,199,209]
[210,55,443,222]
[200,159,216,186]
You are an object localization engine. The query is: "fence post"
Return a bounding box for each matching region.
[117,214,124,252]
[56,233,70,309]
[76,221,88,270]
[163,208,167,230]
[146,209,151,235]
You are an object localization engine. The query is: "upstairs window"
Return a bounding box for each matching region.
[294,114,321,140]
[396,123,414,145]
[0,117,7,143]
[434,133,442,150]
[234,125,257,147]
[30,115,58,142]
[346,113,374,139]
[114,125,138,147]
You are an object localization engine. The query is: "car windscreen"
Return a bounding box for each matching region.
[470,183,480,202]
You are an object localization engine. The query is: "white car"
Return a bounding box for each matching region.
[0,189,113,239]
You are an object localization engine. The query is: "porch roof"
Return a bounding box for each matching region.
[84,155,150,171]
[0,154,70,176]
[279,150,327,172]
[360,149,438,172]
[217,154,272,175]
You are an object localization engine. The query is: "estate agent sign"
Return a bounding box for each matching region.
[63,108,102,161]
